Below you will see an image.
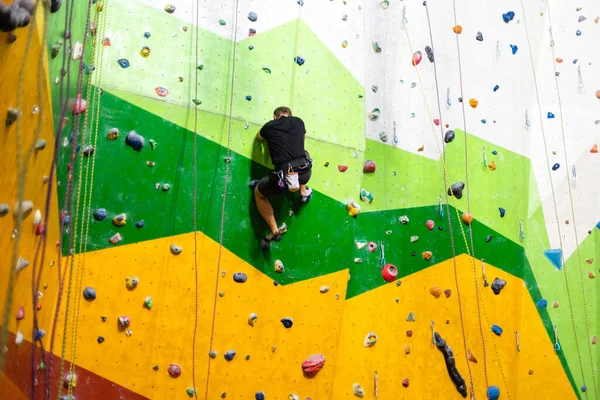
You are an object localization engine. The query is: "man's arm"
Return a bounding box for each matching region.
[256,127,265,141]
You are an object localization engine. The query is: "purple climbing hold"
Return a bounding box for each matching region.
[255,393,265,400]
[448,182,465,199]
[93,208,107,221]
[34,329,45,341]
[233,272,247,283]
[490,278,506,295]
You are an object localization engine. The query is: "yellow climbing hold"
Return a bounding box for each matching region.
[342,40,348,48]
[469,98,478,108]
[112,213,127,226]
[453,25,463,34]
[140,46,150,58]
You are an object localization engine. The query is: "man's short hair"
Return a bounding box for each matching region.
[273,106,292,117]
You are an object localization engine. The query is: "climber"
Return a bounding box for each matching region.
[250,106,313,250]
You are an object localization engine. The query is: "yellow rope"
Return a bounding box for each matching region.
[402,11,512,399]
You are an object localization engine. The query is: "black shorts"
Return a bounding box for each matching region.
[257,164,312,197]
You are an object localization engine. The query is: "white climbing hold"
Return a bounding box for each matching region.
[33,209,42,226]
[16,257,29,272]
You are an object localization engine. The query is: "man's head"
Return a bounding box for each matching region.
[273,106,292,119]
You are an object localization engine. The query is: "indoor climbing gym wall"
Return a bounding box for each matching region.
[0,0,598,399]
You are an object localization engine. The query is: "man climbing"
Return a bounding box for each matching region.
[250,106,313,250]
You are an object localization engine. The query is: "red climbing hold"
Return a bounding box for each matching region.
[426,220,435,230]
[433,119,440,126]
[302,354,325,377]
[35,222,45,236]
[412,51,422,66]
[406,330,413,337]
[168,363,182,378]
[363,160,376,173]
[73,94,87,115]
[382,264,398,282]
[444,289,452,298]
[16,306,24,321]
[338,165,348,172]
[402,378,410,387]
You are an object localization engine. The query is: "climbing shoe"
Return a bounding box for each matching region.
[260,223,287,251]
[300,187,313,203]
[249,179,260,191]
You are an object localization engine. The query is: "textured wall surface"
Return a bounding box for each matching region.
[0,0,598,399]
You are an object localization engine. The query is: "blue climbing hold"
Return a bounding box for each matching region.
[281,318,294,328]
[493,85,499,92]
[547,112,555,119]
[248,12,257,22]
[502,11,515,23]
[491,325,503,336]
[34,329,45,341]
[492,150,497,155]
[576,30,582,36]
[537,299,548,308]
[83,287,97,300]
[499,208,506,218]
[144,32,151,38]
[255,392,265,400]
[245,95,252,101]
[294,56,305,66]
[62,215,71,225]
[248,45,254,50]
[126,130,145,151]
[552,163,560,171]
[135,220,145,228]
[224,350,236,361]
[596,221,600,230]
[510,45,518,55]
[117,58,130,68]
[93,208,107,221]
[481,119,487,124]
[233,272,247,283]
[544,249,563,270]
[486,386,501,400]
[582,386,587,393]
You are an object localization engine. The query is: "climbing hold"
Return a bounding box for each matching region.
[118,316,131,328]
[502,11,515,23]
[404,344,411,354]
[476,31,483,41]
[426,220,435,230]
[382,264,398,282]
[135,220,145,228]
[425,46,434,62]
[485,235,492,243]
[16,306,24,321]
[444,289,452,298]
[163,4,176,13]
[434,333,467,397]
[412,51,422,66]
[448,182,465,199]
[347,200,361,217]
[547,112,555,119]
[444,130,455,143]
[378,131,387,141]
[16,257,29,273]
[168,364,181,377]
[34,139,47,151]
[402,378,410,388]
[219,19,226,26]
[398,215,409,224]
[34,329,45,341]
[93,208,107,221]
[367,242,377,252]
[469,98,478,108]
[488,160,497,171]
[338,165,348,172]
[406,312,416,322]
[553,301,559,308]
[498,207,506,218]
[369,108,381,120]
[373,42,382,52]
[364,332,378,347]
[274,260,284,273]
[363,160,376,173]
[294,56,305,66]
[537,299,547,308]
[360,189,374,203]
[13,200,33,219]
[248,313,258,326]
[144,296,153,309]
[422,251,432,260]
[83,287,96,300]
[109,233,122,244]
[125,276,139,290]
[82,145,94,156]
[248,28,256,36]
[170,244,182,255]
[552,163,560,171]
[162,183,171,192]
[467,349,477,363]
[592,337,598,345]
[320,286,329,294]
[0,204,8,217]
[281,318,294,328]
[406,330,413,337]
[353,383,365,398]
[222,350,236,361]
[544,249,563,270]
[5,108,20,127]
[576,30,582,36]
[232,272,248,283]
[487,386,501,400]
[126,130,145,151]
[430,286,442,298]
[510,44,518,55]
[117,59,130,68]
[155,87,169,97]
[461,213,472,225]
[106,128,119,140]
[410,236,419,243]
[490,278,507,295]
[97,336,104,344]
[186,388,196,398]
[140,46,150,58]
[491,325,503,336]
[588,272,595,279]
[302,354,325,377]
[112,213,126,226]
[453,25,463,34]
[342,40,348,48]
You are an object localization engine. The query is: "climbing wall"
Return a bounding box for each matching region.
[0,0,598,399]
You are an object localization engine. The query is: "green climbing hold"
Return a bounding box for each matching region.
[262,66,272,73]
[149,139,158,150]
[219,19,226,26]
[192,99,202,105]
[186,388,195,397]
[197,64,204,70]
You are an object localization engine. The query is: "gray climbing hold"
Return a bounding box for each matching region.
[224,350,236,361]
[447,182,465,199]
[486,235,492,243]
[93,208,107,221]
[83,286,97,300]
[406,312,416,322]
[117,59,130,68]
[0,203,9,217]
[579,16,586,23]
[425,45,434,62]
[281,317,294,328]
[476,31,483,41]
[233,272,247,283]
[14,200,33,219]
[34,140,47,150]
[162,183,171,192]
[209,350,217,358]
[5,108,20,126]
[444,130,455,143]
[16,257,29,272]
[170,244,183,255]
[491,278,506,295]
[126,130,145,151]
[379,131,388,142]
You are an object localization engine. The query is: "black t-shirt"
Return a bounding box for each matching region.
[260,116,306,167]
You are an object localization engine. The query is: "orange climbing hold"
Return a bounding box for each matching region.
[596,90,600,99]
[453,25,463,34]
[429,286,442,298]
[417,145,424,152]
[595,16,599,23]
[469,98,478,108]
[488,160,497,171]
[555,57,563,63]
[586,259,594,264]
[590,144,598,153]
[467,349,478,363]
[422,251,433,260]
[461,213,473,225]
[589,272,596,279]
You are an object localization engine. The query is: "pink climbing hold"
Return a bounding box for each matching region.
[73,94,87,115]
[338,165,348,172]
[382,264,398,282]
[426,220,435,230]
[412,51,422,66]
[302,354,326,377]
[16,306,24,321]
[363,160,376,173]
[433,119,440,126]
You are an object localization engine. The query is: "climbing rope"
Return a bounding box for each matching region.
[290,6,302,112]
[520,1,596,397]
[204,0,240,398]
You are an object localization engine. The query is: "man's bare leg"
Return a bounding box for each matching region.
[254,186,279,235]
[300,184,307,196]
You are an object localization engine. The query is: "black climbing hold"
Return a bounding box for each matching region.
[273,280,279,286]
[491,278,507,295]
[93,208,107,221]
[153,365,159,371]
[438,226,443,231]
[83,287,96,300]
[499,208,505,218]
[5,108,20,126]
[82,145,94,156]
[458,97,463,103]
[444,130,455,143]
[101,316,107,322]
[97,336,104,343]
[425,45,434,62]
[224,350,236,361]
[448,182,465,199]
[117,58,130,68]
[135,220,145,228]
[412,252,416,257]
[126,130,145,151]
[255,392,265,400]
[233,272,247,283]
[476,31,483,41]
[0,0,35,32]
[50,0,62,13]
[486,235,492,243]
[144,32,151,38]
[281,318,293,328]
[0,204,9,217]
[434,332,468,398]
